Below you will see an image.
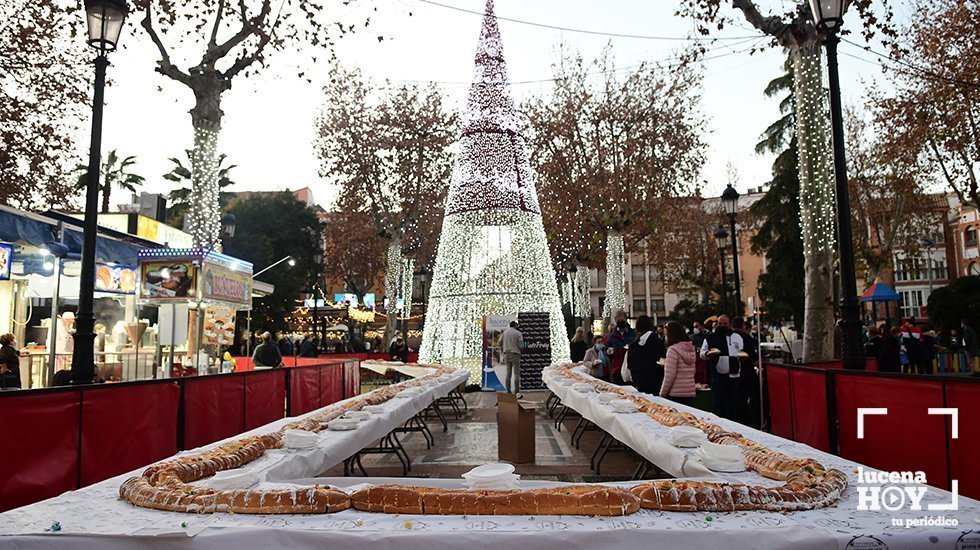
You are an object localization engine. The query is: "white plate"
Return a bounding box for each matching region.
[463,463,516,480]
[572,383,594,393]
[327,420,360,431]
[362,405,387,413]
[342,411,372,421]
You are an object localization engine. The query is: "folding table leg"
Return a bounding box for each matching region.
[590,432,611,471]
[430,402,448,432]
[570,417,587,448]
[416,414,435,447]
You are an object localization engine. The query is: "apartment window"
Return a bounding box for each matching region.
[648,266,661,281]
[596,269,607,288]
[900,290,924,319]
[651,299,665,314]
[633,299,647,314]
[966,228,977,248]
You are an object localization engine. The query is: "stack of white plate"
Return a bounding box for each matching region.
[572,382,595,393]
[462,463,520,491]
[597,391,620,404]
[209,468,259,489]
[670,426,708,448]
[326,418,360,431]
[697,441,746,472]
[609,399,640,414]
[342,410,372,421]
[282,429,320,449]
[394,387,424,399]
[361,404,387,414]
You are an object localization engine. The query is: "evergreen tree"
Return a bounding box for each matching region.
[750,58,805,327]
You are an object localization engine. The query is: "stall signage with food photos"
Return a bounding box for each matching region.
[202,264,251,306]
[139,262,197,299]
[95,262,137,294]
[0,243,12,280]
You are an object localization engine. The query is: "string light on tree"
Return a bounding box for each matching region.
[188,126,222,248]
[419,0,570,380]
[793,45,836,257]
[602,231,626,320]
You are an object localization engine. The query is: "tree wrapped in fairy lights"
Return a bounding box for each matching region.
[419,0,570,378]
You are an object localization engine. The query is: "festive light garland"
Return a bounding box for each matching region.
[793,45,836,257]
[188,125,222,249]
[575,264,592,318]
[419,0,571,381]
[385,239,402,319]
[602,231,626,321]
[400,257,415,319]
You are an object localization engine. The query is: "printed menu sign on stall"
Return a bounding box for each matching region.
[0,243,12,280]
[95,262,137,294]
[139,262,197,299]
[202,263,251,307]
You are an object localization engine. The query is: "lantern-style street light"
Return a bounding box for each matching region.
[71,0,129,385]
[809,0,865,370]
[721,184,743,317]
[715,225,730,315]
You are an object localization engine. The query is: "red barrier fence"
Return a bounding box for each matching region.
[0,359,359,513]
[764,362,979,498]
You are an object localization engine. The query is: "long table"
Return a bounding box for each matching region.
[544,365,980,549]
[1,367,977,549]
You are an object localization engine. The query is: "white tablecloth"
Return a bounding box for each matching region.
[0,368,977,549]
[542,366,980,548]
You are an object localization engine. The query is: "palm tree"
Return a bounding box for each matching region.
[74,150,145,213]
[163,150,237,227]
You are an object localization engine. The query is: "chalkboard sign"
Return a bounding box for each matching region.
[517,312,550,390]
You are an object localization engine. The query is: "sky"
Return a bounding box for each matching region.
[90,0,903,210]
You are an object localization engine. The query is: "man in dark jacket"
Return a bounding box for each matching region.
[700,315,744,421]
[732,317,759,426]
[298,333,317,358]
[253,332,284,367]
[962,319,978,369]
[277,333,294,357]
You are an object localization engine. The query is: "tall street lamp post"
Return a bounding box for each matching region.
[715,225,730,315]
[72,0,129,385]
[313,247,323,350]
[722,184,742,318]
[920,236,935,295]
[809,0,865,370]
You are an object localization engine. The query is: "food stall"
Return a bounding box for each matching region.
[136,248,252,377]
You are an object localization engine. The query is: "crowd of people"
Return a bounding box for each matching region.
[249,330,414,368]
[864,318,978,374]
[570,311,761,425]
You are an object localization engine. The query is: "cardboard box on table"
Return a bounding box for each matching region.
[497,392,536,463]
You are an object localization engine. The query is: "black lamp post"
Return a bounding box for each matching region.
[722,184,742,318]
[715,225,730,314]
[312,246,323,350]
[810,0,865,370]
[72,0,129,385]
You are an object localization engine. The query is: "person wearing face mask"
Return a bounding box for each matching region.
[0,333,25,389]
[583,336,609,380]
[606,311,636,385]
[700,315,744,421]
[691,321,709,385]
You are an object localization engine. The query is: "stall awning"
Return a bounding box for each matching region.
[861,282,900,302]
[0,206,159,266]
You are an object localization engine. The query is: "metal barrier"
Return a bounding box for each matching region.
[0,359,358,513]
[763,362,979,500]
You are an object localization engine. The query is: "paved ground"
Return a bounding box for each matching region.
[322,390,669,482]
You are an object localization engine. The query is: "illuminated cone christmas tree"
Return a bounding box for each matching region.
[419,0,570,380]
